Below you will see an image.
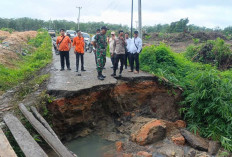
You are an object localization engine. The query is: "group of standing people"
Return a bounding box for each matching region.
[56,26,142,81]
[108,30,142,77]
[56,29,85,76]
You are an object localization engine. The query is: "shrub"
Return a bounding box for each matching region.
[185,38,232,70]
[140,43,202,87]
[192,38,200,45]
[140,43,232,151]
[1,27,14,33]
[145,35,151,40]
[182,70,232,151]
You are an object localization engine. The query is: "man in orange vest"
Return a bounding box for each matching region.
[72,30,85,76]
[56,29,72,71]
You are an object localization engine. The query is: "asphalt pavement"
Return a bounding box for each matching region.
[47,46,152,94]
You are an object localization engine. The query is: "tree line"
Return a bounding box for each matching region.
[0,17,232,35]
[143,18,232,35]
[0,17,129,34]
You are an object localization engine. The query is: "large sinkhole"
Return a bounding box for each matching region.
[47,78,182,156]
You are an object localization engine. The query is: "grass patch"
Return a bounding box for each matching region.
[1,27,14,33]
[0,29,52,91]
[140,43,232,151]
[15,74,50,100]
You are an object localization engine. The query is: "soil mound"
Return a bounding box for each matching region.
[0,31,37,67]
[149,32,227,43]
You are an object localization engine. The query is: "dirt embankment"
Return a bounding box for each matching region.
[0,30,37,68]
[148,32,227,43]
[144,32,232,53]
[48,79,182,141]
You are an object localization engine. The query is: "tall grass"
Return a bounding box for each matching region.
[140,43,232,151]
[0,30,52,91]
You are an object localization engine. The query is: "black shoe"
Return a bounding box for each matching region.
[81,69,86,71]
[67,68,71,70]
[100,72,106,78]
[77,73,81,76]
[60,68,64,71]
[98,72,104,80]
[98,75,104,80]
[111,73,116,77]
[119,73,122,77]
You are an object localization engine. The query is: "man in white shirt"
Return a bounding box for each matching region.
[129,31,142,74]
[108,31,116,68]
[125,32,131,69]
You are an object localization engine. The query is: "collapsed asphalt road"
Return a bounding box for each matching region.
[47,44,152,96]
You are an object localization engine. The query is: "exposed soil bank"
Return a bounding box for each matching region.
[47,77,182,141]
[47,77,226,156]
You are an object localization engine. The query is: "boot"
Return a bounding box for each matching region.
[101,72,106,78]
[111,70,116,77]
[81,67,86,71]
[119,70,122,77]
[97,72,104,80]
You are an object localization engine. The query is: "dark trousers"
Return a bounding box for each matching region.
[60,51,70,69]
[130,53,139,72]
[94,52,97,65]
[111,53,116,66]
[114,54,125,73]
[124,51,130,68]
[76,53,84,71]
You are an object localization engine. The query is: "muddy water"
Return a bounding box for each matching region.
[66,135,113,157]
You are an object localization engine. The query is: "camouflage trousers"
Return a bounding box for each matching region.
[96,49,106,72]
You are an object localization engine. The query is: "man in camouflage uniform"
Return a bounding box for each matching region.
[93,26,108,80]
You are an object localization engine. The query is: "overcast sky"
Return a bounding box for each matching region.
[1,0,232,28]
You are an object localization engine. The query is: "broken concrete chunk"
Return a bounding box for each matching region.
[180,129,209,151]
[171,133,185,146]
[208,141,220,155]
[131,119,166,145]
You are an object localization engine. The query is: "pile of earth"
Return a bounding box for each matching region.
[0,30,37,68]
[149,32,227,43]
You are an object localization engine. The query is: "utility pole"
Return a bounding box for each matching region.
[76,6,82,30]
[138,0,142,39]
[131,0,134,38]
[135,21,138,30]
[49,18,51,30]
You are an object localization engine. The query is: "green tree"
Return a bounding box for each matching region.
[168,18,189,33]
